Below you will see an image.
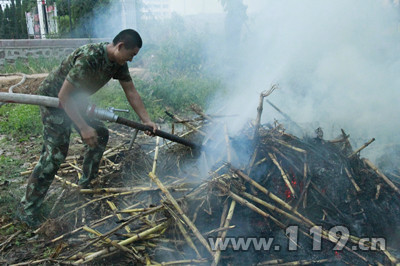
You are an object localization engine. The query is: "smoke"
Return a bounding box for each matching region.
[88,0,400,164]
[208,0,400,163]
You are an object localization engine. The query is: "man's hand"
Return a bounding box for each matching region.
[80,126,98,147]
[143,121,158,136]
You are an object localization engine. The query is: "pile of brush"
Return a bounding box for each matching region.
[8,91,400,265]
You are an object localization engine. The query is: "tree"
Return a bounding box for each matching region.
[55,0,112,38]
[9,0,18,38]
[0,5,4,38]
[219,0,247,45]
[3,5,11,39]
[16,0,26,38]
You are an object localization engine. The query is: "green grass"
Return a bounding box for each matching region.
[2,56,61,74]
[0,104,42,139]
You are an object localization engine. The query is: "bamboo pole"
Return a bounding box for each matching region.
[231,167,314,226]
[150,259,209,265]
[82,226,136,258]
[240,191,303,224]
[148,172,214,257]
[204,226,236,236]
[151,136,161,175]
[175,217,202,258]
[212,200,236,266]
[274,139,306,153]
[363,158,400,195]
[74,221,169,264]
[106,200,131,233]
[268,152,296,197]
[49,214,114,244]
[344,167,361,193]
[348,138,375,158]
[258,258,331,265]
[54,175,79,188]
[165,111,207,136]
[60,191,137,219]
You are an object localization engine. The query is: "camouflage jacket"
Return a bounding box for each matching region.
[38,42,131,97]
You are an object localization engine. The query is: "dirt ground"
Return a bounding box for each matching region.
[0,73,47,94]
[0,68,146,95]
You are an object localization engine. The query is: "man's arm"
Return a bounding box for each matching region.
[119,80,157,133]
[58,79,98,147]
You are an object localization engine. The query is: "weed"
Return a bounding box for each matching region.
[0,104,42,138]
[2,57,61,74]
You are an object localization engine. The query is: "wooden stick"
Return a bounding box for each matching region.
[212,200,236,266]
[363,158,400,195]
[82,226,138,260]
[348,138,375,158]
[204,226,236,236]
[165,111,207,136]
[274,139,306,153]
[148,172,214,256]
[106,200,131,233]
[0,230,21,252]
[49,214,115,244]
[241,191,303,224]
[344,167,361,193]
[268,152,296,197]
[152,136,161,175]
[49,189,66,217]
[253,85,278,140]
[258,258,330,265]
[54,175,79,188]
[151,259,208,265]
[231,167,314,226]
[74,221,169,264]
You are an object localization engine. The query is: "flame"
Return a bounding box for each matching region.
[285,178,297,199]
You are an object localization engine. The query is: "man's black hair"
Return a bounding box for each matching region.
[113,29,142,49]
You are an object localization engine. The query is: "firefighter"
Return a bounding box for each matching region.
[17,29,157,227]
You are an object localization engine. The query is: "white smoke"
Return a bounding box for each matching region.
[209,0,400,162]
[89,0,400,163]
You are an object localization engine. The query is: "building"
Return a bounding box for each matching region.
[141,0,171,20]
[0,0,11,10]
[25,1,58,39]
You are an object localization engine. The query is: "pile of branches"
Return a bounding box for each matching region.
[6,94,400,265]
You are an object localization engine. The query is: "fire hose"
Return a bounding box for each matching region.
[0,92,201,150]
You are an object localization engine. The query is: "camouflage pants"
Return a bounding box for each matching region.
[21,105,109,217]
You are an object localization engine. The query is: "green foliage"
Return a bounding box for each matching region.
[1,0,26,39]
[3,57,61,74]
[0,104,42,139]
[0,5,4,38]
[93,14,224,122]
[55,0,112,38]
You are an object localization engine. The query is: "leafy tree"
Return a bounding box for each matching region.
[16,0,24,38]
[10,0,18,38]
[219,0,247,45]
[3,5,11,39]
[55,0,112,38]
[0,5,4,38]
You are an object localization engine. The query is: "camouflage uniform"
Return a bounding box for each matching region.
[20,42,132,222]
